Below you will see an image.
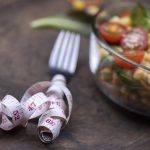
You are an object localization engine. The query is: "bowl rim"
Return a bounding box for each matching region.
[92,1,150,72]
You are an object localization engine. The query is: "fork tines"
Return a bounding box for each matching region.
[49,31,80,77]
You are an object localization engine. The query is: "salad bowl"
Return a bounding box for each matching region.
[91,1,150,116]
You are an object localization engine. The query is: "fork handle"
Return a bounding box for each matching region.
[47,74,67,95]
[51,74,67,86]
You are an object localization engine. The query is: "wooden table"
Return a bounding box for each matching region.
[0,0,150,150]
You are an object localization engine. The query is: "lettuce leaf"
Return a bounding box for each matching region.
[131,2,150,30]
[114,65,142,88]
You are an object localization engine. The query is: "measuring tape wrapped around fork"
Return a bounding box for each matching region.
[0,75,73,143]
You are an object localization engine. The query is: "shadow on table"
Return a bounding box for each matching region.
[95,85,150,126]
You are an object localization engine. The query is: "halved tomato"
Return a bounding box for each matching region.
[99,22,126,44]
[120,10,131,17]
[114,50,144,69]
[121,28,148,50]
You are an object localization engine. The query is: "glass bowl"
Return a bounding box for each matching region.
[92,1,150,116]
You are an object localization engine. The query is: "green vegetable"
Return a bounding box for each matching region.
[102,55,114,61]
[65,10,92,24]
[114,65,142,88]
[130,2,150,30]
[112,46,124,53]
[30,15,91,35]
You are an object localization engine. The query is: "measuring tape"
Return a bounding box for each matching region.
[0,75,73,143]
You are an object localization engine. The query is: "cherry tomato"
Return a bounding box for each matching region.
[114,50,144,69]
[121,28,148,50]
[99,22,126,44]
[120,10,131,17]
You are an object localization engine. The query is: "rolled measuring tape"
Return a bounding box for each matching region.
[0,75,73,143]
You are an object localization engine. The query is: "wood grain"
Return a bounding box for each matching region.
[0,0,150,150]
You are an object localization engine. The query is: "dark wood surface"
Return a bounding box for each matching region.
[1,0,150,150]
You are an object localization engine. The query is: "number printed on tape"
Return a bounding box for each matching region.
[0,75,73,143]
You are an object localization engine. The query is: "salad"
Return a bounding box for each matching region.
[96,2,150,115]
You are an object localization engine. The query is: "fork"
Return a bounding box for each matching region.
[38,31,80,143]
[48,30,80,80]
[89,33,100,74]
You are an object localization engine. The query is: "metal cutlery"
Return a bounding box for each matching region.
[49,30,80,80]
